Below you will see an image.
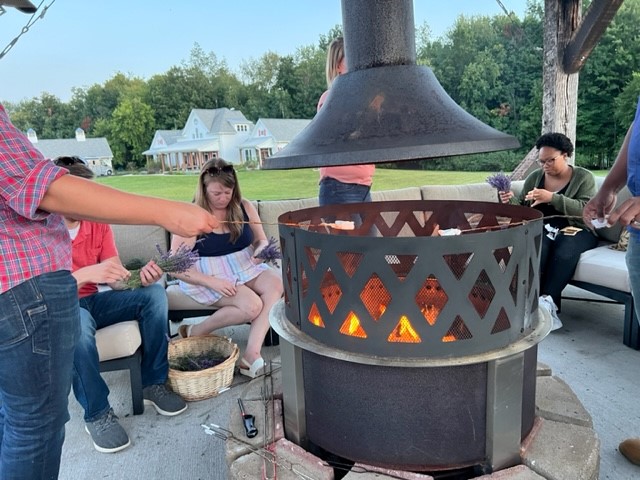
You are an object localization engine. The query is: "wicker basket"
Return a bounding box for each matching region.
[167,335,239,401]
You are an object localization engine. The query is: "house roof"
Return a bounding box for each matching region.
[156,130,182,145]
[240,137,275,149]
[31,137,113,160]
[258,118,311,142]
[192,108,253,135]
[157,138,220,154]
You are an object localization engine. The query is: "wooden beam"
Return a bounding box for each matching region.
[563,0,624,74]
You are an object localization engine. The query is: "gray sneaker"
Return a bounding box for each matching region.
[143,384,187,416]
[84,408,131,453]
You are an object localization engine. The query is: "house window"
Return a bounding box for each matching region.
[236,124,248,132]
[244,149,256,161]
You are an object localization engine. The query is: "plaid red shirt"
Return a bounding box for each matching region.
[0,104,71,294]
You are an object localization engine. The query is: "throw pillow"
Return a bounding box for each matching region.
[609,228,630,252]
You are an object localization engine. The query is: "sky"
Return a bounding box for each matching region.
[0,0,529,104]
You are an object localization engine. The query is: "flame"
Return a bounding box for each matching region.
[339,312,367,338]
[420,304,439,326]
[308,303,325,328]
[388,316,421,343]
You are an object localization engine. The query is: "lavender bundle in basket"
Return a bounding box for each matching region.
[486,172,512,192]
[254,237,282,267]
[125,243,199,289]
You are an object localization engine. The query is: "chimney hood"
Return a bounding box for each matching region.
[263,0,520,170]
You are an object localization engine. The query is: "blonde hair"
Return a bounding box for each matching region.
[325,36,345,88]
[195,158,244,242]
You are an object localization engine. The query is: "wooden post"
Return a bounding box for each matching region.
[542,0,581,154]
[514,0,581,180]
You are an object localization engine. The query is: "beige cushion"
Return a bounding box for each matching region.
[257,197,319,243]
[95,321,142,362]
[110,224,168,267]
[572,246,630,293]
[166,283,217,311]
[371,187,422,202]
[420,182,499,202]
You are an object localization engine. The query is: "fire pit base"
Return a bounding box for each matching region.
[225,360,599,480]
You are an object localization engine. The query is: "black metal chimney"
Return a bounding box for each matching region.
[264,0,519,170]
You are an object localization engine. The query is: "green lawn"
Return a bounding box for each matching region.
[96,168,610,202]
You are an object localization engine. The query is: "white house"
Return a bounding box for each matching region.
[28,128,114,176]
[143,108,254,172]
[240,118,311,168]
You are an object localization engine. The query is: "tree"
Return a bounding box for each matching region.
[9,93,76,139]
[577,0,640,166]
[109,97,156,169]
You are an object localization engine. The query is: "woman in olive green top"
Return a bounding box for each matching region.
[499,132,598,311]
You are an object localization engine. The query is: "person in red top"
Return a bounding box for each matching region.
[55,157,187,454]
[0,99,217,478]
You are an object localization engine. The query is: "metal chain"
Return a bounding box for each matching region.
[0,0,56,61]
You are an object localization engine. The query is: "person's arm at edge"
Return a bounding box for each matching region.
[600,123,632,194]
[40,174,218,237]
[584,123,633,225]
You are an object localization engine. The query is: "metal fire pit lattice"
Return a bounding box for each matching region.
[278,200,543,359]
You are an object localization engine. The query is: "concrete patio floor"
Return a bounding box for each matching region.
[58,285,640,480]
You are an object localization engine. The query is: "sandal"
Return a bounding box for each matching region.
[238,357,265,378]
[178,325,193,339]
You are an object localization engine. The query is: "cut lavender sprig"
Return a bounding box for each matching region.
[255,237,282,267]
[486,172,512,192]
[125,243,199,289]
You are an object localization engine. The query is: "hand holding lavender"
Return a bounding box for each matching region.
[254,237,282,267]
[125,243,199,289]
[486,172,512,203]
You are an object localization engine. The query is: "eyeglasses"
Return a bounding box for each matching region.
[537,154,563,166]
[202,165,234,176]
[54,156,86,166]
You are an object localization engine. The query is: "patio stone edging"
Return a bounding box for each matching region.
[225,360,600,480]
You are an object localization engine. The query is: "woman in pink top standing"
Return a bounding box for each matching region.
[317,36,375,206]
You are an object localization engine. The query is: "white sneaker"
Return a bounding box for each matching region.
[539,295,562,331]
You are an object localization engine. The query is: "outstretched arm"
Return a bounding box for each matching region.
[40,174,218,237]
[584,123,633,225]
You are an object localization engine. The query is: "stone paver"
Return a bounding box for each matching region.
[536,362,552,377]
[229,438,334,480]
[536,376,593,428]
[349,463,433,479]
[236,357,283,401]
[472,464,546,479]
[522,417,600,480]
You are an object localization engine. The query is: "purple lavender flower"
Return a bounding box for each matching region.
[255,237,282,267]
[125,243,200,289]
[486,172,512,192]
[170,351,227,371]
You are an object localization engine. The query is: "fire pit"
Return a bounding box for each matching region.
[270,200,550,476]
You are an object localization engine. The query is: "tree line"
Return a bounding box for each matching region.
[3,0,640,171]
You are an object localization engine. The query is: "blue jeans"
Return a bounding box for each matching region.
[73,284,169,422]
[626,233,640,321]
[0,271,79,480]
[319,177,372,206]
